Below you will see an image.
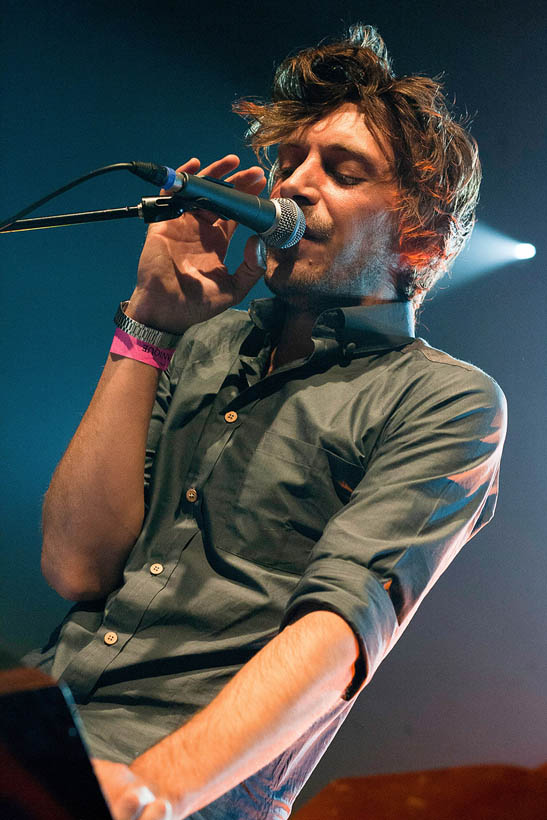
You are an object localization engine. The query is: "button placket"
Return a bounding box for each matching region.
[179,372,251,516]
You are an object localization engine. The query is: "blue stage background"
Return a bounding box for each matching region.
[1,0,545,804]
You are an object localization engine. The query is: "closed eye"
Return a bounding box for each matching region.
[331,171,366,186]
[276,165,295,180]
[276,166,365,186]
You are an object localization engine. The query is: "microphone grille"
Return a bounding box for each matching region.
[262,199,306,249]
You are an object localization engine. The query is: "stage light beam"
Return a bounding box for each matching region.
[450,223,538,287]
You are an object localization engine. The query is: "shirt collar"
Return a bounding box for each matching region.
[249,297,415,359]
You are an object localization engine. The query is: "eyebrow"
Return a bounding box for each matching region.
[278,141,390,177]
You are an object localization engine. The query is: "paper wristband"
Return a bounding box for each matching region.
[110,328,175,370]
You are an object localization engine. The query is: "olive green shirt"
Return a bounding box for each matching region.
[28,297,506,818]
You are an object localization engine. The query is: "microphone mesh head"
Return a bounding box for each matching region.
[261,199,306,249]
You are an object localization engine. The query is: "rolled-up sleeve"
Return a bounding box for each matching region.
[280,364,507,699]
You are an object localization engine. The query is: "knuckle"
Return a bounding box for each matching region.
[119,790,142,816]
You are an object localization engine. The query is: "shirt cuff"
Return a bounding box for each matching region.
[279,557,398,699]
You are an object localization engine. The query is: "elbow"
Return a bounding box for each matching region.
[41,538,118,602]
[42,576,104,603]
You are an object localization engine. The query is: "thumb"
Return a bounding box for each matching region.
[231,235,267,300]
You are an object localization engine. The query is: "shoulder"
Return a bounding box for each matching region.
[402,338,506,409]
[385,339,507,446]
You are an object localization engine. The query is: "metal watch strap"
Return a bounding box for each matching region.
[114,302,181,348]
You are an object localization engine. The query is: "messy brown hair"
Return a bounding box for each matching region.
[233,24,481,303]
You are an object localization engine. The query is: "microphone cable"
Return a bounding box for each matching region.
[0,163,137,232]
[0,160,200,232]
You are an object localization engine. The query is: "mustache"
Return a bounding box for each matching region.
[301,212,333,241]
[266,211,333,258]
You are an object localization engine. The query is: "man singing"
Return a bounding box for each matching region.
[29,23,506,820]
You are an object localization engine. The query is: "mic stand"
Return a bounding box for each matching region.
[0,195,190,233]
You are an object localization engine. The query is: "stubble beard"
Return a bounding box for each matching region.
[264,228,398,313]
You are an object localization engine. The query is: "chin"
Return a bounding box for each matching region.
[265,265,320,301]
[265,251,327,290]
[264,267,364,313]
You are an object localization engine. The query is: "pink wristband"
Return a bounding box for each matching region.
[110,328,175,371]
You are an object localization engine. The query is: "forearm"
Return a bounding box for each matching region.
[41,155,265,605]
[41,353,160,600]
[130,610,360,818]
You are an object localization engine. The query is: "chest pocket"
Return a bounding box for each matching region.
[220,429,364,573]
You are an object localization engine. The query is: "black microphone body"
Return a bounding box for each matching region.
[174,172,275,232]
[130,162,306,249]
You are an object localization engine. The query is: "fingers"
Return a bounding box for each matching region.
[160,158,201,195]
[219,168,266,239]
[161,152,266,238]
[113,783,173,820]
[160,155,234,225]
[91,759,173,820]
[167,154,266,230]
[116,784,155,819]
[225,165,266,193]
[198,153,240,178]
[139,797,174,820]
[231,235,267,301]
[175,153,266,192]
[174,157,201,175]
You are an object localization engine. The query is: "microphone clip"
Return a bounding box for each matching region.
[138,196,187,224]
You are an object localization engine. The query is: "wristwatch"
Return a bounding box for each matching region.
[114,301,182,348]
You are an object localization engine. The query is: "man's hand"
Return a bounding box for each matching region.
[92,758,174,820]
[127,154,267,334]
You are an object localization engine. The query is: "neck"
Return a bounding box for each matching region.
[268,306,316,373]
[267,293,405,373]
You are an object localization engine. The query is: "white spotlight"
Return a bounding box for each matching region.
[448,224,537,288]
[514,242,536,260]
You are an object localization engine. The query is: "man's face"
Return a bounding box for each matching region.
[265,102,401,310]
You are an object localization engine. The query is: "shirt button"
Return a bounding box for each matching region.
[224,410,238,423]
[104,631,118,646]
[150,562,164,575]
[186,487,198,503]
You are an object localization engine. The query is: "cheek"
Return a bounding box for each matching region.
[359,206,397,245]
[332,210,397,268]
[336,208,374,249]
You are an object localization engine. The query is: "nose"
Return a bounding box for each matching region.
[277,156,321,204]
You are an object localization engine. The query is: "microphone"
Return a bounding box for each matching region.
[129,161,305,249]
